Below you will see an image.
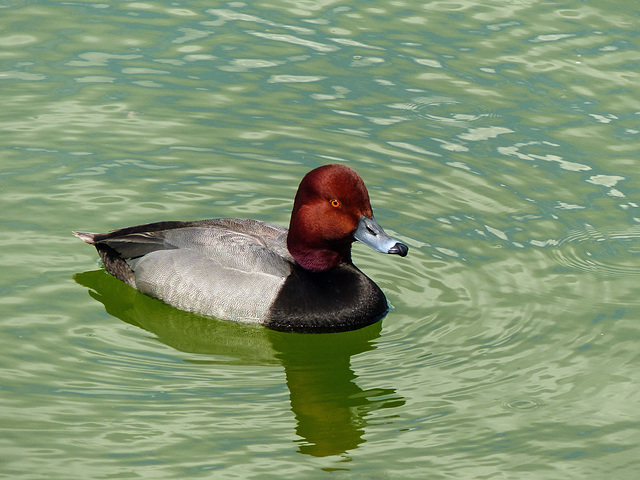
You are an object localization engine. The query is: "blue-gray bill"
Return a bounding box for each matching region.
[353,215,408,257]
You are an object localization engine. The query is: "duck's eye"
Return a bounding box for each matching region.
[330,199,342,208]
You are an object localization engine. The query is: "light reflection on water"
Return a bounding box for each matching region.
[1,0,639,478]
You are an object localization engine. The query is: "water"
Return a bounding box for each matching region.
[1,0,639,478]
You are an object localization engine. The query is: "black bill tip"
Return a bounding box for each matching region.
[388,242,409,257]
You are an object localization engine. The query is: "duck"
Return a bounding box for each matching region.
[75,164,408,332]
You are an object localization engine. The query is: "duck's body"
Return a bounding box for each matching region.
[75,164,407,332]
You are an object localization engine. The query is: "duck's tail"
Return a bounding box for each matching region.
[73,231,137,288]
[73,231,97,245]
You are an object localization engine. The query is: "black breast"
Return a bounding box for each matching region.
[265,264,389,333]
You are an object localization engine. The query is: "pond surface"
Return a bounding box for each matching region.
[1,0,639,478]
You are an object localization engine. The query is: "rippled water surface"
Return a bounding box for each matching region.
[1,0,639,478]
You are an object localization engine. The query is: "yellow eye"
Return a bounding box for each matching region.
[330,199,341,208]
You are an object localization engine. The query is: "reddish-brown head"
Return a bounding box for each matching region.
[287,164,373,271]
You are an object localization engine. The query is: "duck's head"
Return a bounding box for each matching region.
[287,164,408,272]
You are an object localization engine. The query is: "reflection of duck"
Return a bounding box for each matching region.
[74,164,408,332]
[270,332,405,457]
[74,270,404,457]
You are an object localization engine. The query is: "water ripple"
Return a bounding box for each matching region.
[553,226,640,277]
[503,397,547,411]
[387,96,499,127]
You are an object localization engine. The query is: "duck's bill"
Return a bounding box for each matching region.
[353,215,408,257]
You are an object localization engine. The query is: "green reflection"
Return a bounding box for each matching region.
[74,269,405,457]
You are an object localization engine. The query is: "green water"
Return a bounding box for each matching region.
[1,0,639,478]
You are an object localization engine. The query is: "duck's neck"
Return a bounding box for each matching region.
[287,238,352,272]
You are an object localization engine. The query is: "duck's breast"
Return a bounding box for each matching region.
[265,264,389,332]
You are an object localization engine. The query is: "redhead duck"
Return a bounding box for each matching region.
[75,164,408,332]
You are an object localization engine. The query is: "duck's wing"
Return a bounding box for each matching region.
[77,218,292,272]
[159,218,293,275]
